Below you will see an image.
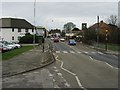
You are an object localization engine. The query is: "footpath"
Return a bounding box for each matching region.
[2,42,55,78]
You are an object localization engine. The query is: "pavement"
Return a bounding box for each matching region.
[2,42,55,78]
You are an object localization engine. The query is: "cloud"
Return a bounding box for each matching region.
[1,0,120,2]
[1,2,118,29]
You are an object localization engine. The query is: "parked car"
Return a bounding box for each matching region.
[11,42,21,48]
[68,39,76,45]
[1,43,13,50]
[0,45,8,53]
[1,41,21,49]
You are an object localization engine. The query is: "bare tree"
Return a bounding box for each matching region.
[107,15,117,25]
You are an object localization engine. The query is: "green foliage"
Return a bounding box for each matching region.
[19,34,43,44]
[83,25,120,45]
[83,28,97,45]
[61,30,65,37]
[63,22,76,31]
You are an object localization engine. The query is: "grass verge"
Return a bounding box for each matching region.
[98,43,120,52]
[2,46,34,60]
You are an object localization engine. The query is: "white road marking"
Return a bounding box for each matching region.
[63,51,68,53]
[56,51,60,53]
[49,73,53,77]
[54,69,59,72]
[105,63,113,68]
[78,51,82,54]
[64,83,71,87]
[55,55,86,89]
[75,76,85,89]
[89,56,94,61]
[99,52,103,54]
[54,85,60,88]
[91,52,96,54]
[89,56,118,70]
[84,52,88,54]
[57,73,62,76]
[53,66,57,69]
[60,61,76,76]
[53,79,56,82]
[33,72,39,74]
[70,51,75,53]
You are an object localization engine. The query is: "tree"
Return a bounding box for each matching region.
[107,15,117,25]
[63,22,76,32]
[19,34,41,44]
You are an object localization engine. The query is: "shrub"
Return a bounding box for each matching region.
[19,34,43,44]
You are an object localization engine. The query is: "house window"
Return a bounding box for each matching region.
[12,36,14,40]
[18,28,21,32]
[25,29,29,33]
[32,29,34,32]
[12,28,14,32]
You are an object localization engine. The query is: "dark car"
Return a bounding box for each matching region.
[68,39,76,45]
[0,45,8,53]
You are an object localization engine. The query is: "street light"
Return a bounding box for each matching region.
[105,30,108,51]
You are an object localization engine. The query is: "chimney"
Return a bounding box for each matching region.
[100,20,103,23]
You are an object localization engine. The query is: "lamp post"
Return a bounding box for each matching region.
[105,30,108,51]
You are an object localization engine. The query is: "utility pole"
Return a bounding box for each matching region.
[33,0,36,48]
[42,28,46,52]
[97,16,99,49]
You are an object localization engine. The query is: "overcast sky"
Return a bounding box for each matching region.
[0,0,119,30]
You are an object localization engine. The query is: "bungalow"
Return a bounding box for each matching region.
[0,17,35,42]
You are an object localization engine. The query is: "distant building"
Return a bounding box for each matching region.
[82,23,87,30]
[0,17,35,42]
[36,26,45,36]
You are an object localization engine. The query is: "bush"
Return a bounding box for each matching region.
[19,34,43,44]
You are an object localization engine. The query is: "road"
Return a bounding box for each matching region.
[2,39,119,89]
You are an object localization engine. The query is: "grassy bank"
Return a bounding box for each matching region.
[98,43,120,51]
[2,46,34,60]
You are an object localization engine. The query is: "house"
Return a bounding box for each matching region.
[0,17,35,42]
[88,21,111,35]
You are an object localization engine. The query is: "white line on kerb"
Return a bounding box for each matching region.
[55,56,86,89]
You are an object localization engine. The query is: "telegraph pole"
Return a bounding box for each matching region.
[33,0,36,48]
[97,16,99,48]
